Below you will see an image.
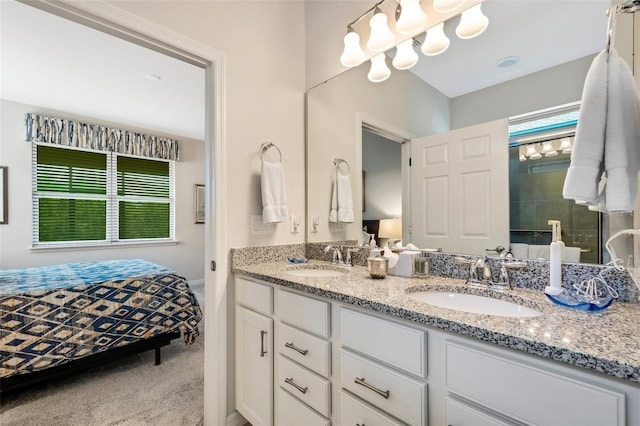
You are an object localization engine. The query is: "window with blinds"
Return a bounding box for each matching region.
[33,144,175,246]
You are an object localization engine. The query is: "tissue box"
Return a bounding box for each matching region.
[392,251,421,277]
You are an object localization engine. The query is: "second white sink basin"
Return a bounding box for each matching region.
[407,291,542,318]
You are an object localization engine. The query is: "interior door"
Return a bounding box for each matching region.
[410,119,509,255]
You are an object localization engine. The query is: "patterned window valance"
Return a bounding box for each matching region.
[24,113,180,161]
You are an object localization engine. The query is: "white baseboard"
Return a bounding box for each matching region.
[226,411,247,426]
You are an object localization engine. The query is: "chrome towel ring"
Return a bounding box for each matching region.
[261,142,282,162]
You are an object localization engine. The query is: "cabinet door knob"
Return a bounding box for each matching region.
[260,330,267,357]
[285,342,309,356]
[284,377,308,394]
[354,377,390,399]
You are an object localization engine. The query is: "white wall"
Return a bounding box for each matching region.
[107,1,307,250]
[0,99,205,280]
[362,131,402,221]
[450,55,594,129]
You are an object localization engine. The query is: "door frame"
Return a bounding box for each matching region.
[18,1,228,424]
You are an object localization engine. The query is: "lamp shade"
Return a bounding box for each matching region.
[456,3,489,39]
[396,0,428,34]
[559,137,573,154]
[421,22,450,56]
[393,39,419,70]
[368,54,391,82]
[378,218,402,239]
[367,7,396,52]
[525,143,542,160]
[541,141,558,157]
[340,30,366,67]
[433,0,466,13]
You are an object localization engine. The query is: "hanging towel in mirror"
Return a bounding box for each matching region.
[261,160,288,223]
[329,172,354,223]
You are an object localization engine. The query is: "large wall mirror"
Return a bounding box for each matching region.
[306,0,638,265]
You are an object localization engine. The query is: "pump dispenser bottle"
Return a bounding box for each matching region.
[545,220,565,295]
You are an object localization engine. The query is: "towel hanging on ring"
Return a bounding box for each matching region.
[260,142,289,223]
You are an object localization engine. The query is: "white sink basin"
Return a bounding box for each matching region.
[407,291,542,318]
[284,268,347,278]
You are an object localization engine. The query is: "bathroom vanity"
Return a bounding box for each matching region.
[234,260,640,426]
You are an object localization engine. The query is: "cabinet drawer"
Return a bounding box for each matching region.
[339,349,427,426]
[278,355,331,417]
[338,390,404,426]
[277,387,329,426]
[445,398,510,426]
[339,308,427,378]
[236,276,273,315]
[445,342,625,426]
[276,289,330,337]
[278,322,331,377]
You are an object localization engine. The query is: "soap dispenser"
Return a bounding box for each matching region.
[545,220,565,296]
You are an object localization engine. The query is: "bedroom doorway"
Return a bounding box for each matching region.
[4,1,226,424]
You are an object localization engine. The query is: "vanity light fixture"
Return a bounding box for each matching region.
[541,141,558,157]
[422,23,450,56]
[393,38,419,69]
[368,53,392,82]
[339,0,489,83]
[340,26,366,67]
[396,0,428,34]
[525,143,542,160]
[559,137,573,154]
[456,3,489,39]
[367,6,396,52]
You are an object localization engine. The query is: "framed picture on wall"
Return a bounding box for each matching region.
[0,166,7,225]
[194,184,205,224]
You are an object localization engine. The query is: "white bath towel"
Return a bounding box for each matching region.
[563,50,608,205]
[563,49,640,213]
[261,160,288,223]
[329,172,354,223]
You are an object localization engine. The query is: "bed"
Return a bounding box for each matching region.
[0,259,202,392]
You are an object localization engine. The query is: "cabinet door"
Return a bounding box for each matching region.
[445,398,510,426]
[236,305,273,426]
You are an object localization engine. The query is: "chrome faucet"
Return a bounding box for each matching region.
[456,255,527,289]
[475,256,493,284]
[324,245,343,264]
[345,248,360,266]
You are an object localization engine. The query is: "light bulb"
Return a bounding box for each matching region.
[367,7,396,52]
[525,143,541,159]
[368,53,391,83]
[340,28,365,67]
[433,0,466,13]
[396,0,428,35]
[456,3,489,39]
[421,23,450,56]
[559,137,573,154]
[393,39,419,70]
[541,141,558,157]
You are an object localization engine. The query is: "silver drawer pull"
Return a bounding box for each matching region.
[355,377,390,399]
[284,377,308,394]
[285,342,309,356]
[356,424,365,426]
[260,330,267,357]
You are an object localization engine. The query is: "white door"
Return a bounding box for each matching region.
[235,305,274,426]
[410,119,509,255]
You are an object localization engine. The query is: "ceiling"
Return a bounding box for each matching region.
[0,1,611,141]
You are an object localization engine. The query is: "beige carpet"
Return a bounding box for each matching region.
[0,326,204,426]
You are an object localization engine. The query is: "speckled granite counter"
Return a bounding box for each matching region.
[234,260,640,385]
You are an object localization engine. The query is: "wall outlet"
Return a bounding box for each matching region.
[290,214,300,233]
[250,215,274,235]
[310,214,319,233]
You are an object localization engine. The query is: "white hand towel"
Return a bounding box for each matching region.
[261,160,288,223]
[602,50,640,213]
[329,172,354,223]
[563,50,608,205]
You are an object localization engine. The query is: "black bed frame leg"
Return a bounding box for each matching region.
[155,347,161,365]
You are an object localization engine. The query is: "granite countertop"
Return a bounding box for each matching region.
[235,260,640,384]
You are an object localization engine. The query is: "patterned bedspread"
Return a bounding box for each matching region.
[0,260,202,380]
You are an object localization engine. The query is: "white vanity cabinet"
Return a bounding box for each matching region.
[235,277,274,426]
[235,274,640,426]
